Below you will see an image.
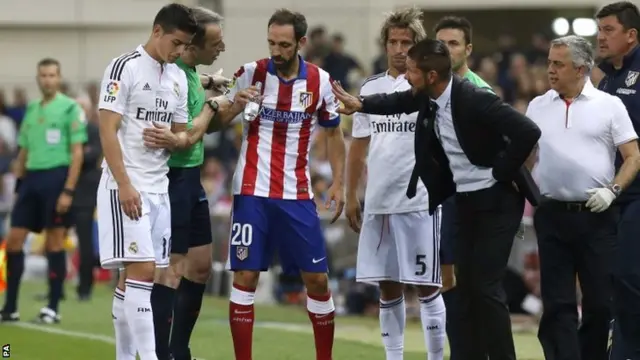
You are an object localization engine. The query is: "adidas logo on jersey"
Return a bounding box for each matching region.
[143,83,151,91]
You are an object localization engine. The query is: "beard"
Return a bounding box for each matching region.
[272,47,299,74]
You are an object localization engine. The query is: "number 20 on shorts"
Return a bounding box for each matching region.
[231,223,253,246]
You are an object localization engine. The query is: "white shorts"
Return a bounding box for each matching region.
[356,209,442,286]
[97,177,171,270]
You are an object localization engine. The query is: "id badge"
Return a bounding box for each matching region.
[46,129,61,144]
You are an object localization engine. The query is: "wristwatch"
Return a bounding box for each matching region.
[206,99,220,114]
[608,183,622,197]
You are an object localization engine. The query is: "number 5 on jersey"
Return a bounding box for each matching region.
[231,223,253,246]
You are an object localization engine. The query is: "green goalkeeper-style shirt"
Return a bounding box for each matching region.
[463,69,494,93]
[167,58,206,168]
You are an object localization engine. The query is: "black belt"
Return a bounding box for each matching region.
[540,198,590,212]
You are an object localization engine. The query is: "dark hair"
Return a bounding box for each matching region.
[434,16,473,45]
[268,9,308,42]
[153,3,198,35]
[596,1,640,32]
[308,26,326,40]
[190,7,223,48]
[37,58,61,72]
[407,39,452,80]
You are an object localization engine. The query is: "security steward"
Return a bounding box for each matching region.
[0,58,86,323]
[596,2,640,359]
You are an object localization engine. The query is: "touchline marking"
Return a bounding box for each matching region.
[9,322,213,359]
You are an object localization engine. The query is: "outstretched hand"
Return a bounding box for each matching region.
[331,80,363,115]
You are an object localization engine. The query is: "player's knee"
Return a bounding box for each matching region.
[379,281,404,301]
[155,263,182,288]
[44,228,66,252]
[416,285,440,298]
[185,247,212,283]
[6,227,29,252]
[233,270,260,289]
[301,272,329,295]
[125,261,155,282]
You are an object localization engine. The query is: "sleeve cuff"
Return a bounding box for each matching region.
[318,116,340,128]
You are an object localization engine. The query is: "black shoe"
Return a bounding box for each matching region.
[77,293,91,302]
[0,311,19,322]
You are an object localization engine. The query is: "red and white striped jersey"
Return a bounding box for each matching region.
[226,56,340,200]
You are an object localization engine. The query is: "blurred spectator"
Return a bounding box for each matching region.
[304,26,331,62]
[322,33,365,93]
[528,33,551,66]
[201,157,229,209]
[371,41,388,74]
[71,95,101,300]
[0,102,17,152]
[5,88,27,125]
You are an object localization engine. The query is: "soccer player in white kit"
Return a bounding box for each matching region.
[96,4,197,360]
[344,8,446,360]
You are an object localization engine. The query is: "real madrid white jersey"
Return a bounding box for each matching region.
[352,72,428,214]
[98,45,189,194]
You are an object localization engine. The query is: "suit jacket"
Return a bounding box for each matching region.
[360,75,542,214]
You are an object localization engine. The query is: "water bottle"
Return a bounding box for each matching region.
[243,81,262,121]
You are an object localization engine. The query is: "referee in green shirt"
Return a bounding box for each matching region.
[143,8,227,360]
[434,16,494,360]
[1,58,86,324]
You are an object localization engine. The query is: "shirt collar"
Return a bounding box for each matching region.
[137,45,163,67]
[433,77,453,109]
[550,78,598,100]
[598,45,640,74]
[267,54,307,81]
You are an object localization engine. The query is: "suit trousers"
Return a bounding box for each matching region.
[534,201,616,360]
[454,182,524,360]
[609,199,640,360]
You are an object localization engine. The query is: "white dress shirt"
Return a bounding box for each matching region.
[433,79,497,192]
[528,80,638,201]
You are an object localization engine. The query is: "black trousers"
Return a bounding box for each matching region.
[534,200,617,360]
[72,171,99,297]
[455,182,524,360]
[611,199,640,360]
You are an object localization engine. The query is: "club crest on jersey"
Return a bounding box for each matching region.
[299,91,313,108]
[236,246,248,261]
[173,81,180,97]
[626,71,640,87]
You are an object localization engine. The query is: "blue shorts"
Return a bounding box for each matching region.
[11,166,71,232]
[168,167,213,254]
[228,195,328,274]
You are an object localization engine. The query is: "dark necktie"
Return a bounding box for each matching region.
[407,101,439,199]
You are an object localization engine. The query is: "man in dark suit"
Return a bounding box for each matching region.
[332,38,541,360]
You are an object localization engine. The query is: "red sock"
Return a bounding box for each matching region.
[229,284,255,360]
[307,292,335,360]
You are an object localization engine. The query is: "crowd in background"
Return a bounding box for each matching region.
[0,24,557,322]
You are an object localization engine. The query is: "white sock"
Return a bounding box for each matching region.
[379,296,405,360]
[112,288,137,360]
[124,279,157,360]
[419,292,446,360]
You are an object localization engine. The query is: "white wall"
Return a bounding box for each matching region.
[0,0,610,100]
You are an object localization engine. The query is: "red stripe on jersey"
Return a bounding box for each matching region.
[268,80,294,198]
[295,64,321,200]
[240,59,269,196]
